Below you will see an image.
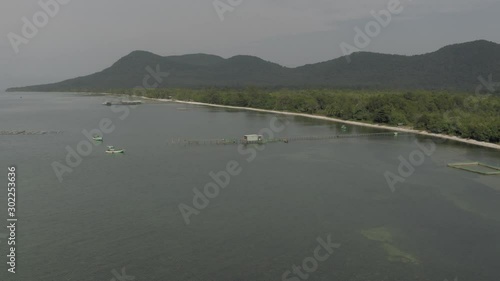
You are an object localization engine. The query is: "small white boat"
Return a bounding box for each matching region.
[106,146,125,154]
[92,135,103,141]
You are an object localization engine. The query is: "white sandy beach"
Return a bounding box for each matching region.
[139,96,500,150]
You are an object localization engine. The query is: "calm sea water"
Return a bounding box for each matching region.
[0,92,499,281]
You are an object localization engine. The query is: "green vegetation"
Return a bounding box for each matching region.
[361,227,420,265]
[122,87,500,143]
[7,40,500,92]
[361,227,393,243]
[5,40,498,143]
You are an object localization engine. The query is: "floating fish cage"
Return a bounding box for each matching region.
[0,130,63,135]
[171,137,288,146]
[448,162,500,175]
[169,132,407,146]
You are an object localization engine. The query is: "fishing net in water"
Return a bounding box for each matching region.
[448,162,500,175]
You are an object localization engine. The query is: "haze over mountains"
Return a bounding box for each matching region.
[7,40,500,92]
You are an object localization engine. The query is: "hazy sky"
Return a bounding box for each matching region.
[1,0,499,89]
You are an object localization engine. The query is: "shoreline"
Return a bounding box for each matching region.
[141,96,500,150]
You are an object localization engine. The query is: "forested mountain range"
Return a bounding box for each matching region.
[6,40,500,92]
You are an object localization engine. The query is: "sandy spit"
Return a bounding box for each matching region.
[139,96,500,150]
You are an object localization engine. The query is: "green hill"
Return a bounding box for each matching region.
[7,40,500,92]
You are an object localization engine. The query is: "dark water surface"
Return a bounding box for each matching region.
[0,92,499,281]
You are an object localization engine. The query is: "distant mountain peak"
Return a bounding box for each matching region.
[6,40,500,92]
[435,39,499,52]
